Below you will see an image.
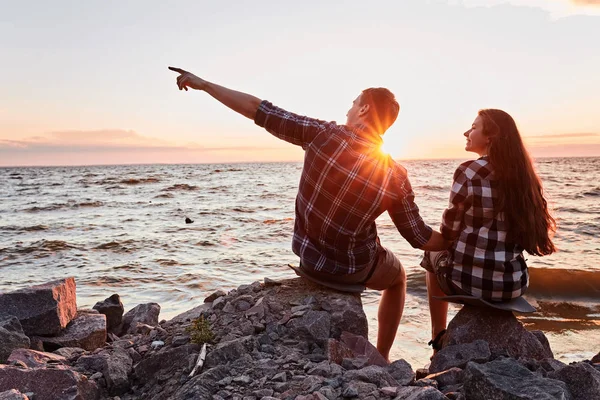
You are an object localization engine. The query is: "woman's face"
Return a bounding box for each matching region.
[464,115,489,156]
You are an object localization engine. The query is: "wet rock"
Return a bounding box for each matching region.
[394,386,447,399]
[92,294,124,334]
[7,349,67,368]
[76,350,132,394]
[120,303,160,335]
[429,340,491,374]
[443,305,553,360]
[549,361,600,400]
[0,316,30,364]
[0,365,99,400]
[204,290,227,303]
[387,359,415,386]
[463,358,571,400]
[0,278,77,336]
[592,352,600,364]
[0,390,29,400]
[34,312,107,351]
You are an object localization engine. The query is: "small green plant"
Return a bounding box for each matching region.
[185,315,215,345]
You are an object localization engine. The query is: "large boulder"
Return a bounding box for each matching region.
[0,365,99,400]
[92,294,123,335]
[120,303,160,335]
[34,313,106,351]
[0,278,77,337]
[441,305,553,361]
[463,358,572,399]
[133,343,199,385]
[0,316,30,364]
[286,310,331,345]
[548,361,600,400]
[339,331,388,367]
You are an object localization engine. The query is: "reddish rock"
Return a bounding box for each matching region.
[0,365,99,400]
[0,278,77,336]
[7,349,67,369]
[120,303,160,335]
[34,313,106,352]
[0,389,29,400]
[340,331,388,367]
[325,338,355,365]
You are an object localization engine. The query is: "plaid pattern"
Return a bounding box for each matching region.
[255,100,432,274]
[440,157,528,301]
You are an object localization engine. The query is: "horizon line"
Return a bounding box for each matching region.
[1,154,598,169]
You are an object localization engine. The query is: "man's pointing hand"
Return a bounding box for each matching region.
[168,66,207,91]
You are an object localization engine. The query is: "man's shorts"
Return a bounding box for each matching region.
[420,250,468,296]
[301,247,404,291]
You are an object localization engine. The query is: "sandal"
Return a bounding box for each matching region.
[428,329,447,351]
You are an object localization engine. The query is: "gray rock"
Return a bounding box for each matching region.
[7,349,67,368]
[0,365,99,400]
[35,312,107,351]
[205,290,227,303]
[463,358,572,400]
[0,278,77,336]
[205,336,256,368]
[170,303,212,323]
[92,294,124,334]
[172,365,230,399]
[429,340,491,374]
[53,347,86,362]
[133,343,199,384]
[287,310,331,345]
[394,386,447,400]
[0,389,29,400]
[387,359,415,386]
[343,365,398,387]
[0,316,30,364]
[120,303,160,335]
[548,361,600,400]
[425,367,464,388]
[443,305,553,360]
[76,350,133,394]
[592,352,600,364]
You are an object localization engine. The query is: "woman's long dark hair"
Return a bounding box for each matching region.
[479,109,556,256]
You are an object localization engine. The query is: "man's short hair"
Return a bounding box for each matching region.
[359,88,400,135]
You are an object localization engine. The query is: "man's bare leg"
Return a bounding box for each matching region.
[376,267,406,362]
[426,271,448,341]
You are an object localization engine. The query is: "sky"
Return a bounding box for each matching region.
[1,0,599,166]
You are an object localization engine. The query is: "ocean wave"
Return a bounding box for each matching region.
[94,240,136,253]
[24,201,103,212]
[0,240,81,255]
[232,207,256,213]
[213,168,243,173]
[155,259,181,266]
[162,184,199,191]
[119,177,160,185]
[582,187,600,197]
[154,193,174,199]
[0,225,49,232]
[263,218,294,225]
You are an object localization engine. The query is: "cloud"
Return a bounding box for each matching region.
[0,129,282,155]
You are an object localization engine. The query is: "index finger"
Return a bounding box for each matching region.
[168,66,187,74]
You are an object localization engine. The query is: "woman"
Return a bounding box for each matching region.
[422,109,556,351]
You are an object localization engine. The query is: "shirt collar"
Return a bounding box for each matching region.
[348,123,383,145]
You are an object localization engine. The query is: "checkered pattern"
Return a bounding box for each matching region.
[440,157,528,301]
[255,100,432,274]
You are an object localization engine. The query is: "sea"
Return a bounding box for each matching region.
[1,157,599,366]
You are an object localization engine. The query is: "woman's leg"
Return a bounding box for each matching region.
[426,270,448,340]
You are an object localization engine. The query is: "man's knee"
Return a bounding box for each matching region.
[389,265,406,288]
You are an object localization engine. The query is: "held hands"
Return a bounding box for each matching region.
[168,67,207,91]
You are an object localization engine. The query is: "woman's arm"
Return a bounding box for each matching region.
[440,166,470,241]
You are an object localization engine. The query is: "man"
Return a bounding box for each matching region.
[169,66,448,361]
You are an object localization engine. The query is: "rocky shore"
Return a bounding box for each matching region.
[1,277,599,400]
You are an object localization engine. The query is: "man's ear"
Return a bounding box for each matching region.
[358,103,370,117]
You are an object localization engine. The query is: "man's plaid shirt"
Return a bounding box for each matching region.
[441,157,528,301]
[254,100,432,274]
